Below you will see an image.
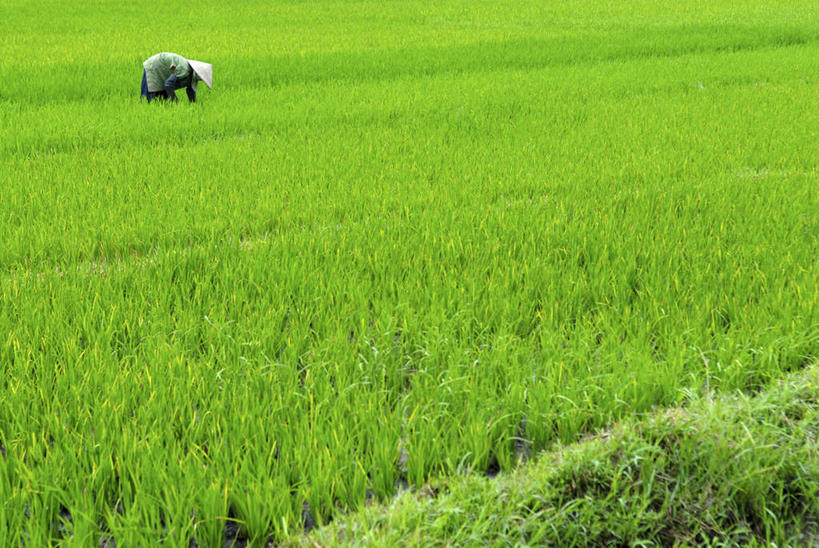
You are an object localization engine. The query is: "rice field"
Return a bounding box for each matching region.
[1,0,818,545]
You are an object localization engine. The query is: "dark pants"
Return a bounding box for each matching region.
[141,70,168,102]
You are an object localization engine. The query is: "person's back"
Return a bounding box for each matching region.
[140,52,211,103]
[143,52,191,92]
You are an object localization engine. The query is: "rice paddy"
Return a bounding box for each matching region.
[1,0,818,545]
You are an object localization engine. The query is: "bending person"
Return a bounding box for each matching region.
[141,52,212,103]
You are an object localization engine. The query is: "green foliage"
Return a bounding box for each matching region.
[297,367,819,546]
[1,0,817,544]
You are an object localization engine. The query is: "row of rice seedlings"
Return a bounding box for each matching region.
[3,0,818,104]
[4,31,819,160]
[2,46,817,271]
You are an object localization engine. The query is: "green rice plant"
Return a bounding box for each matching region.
[1,0,818,544]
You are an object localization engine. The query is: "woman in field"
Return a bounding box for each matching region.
[141,52,212,103]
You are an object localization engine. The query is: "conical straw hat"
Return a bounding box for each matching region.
[188,60,213,89]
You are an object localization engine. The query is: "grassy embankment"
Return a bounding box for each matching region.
[292,366,819,547]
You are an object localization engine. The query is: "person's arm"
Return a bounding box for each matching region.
[164,73,179,102]
[186,83,196,102]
